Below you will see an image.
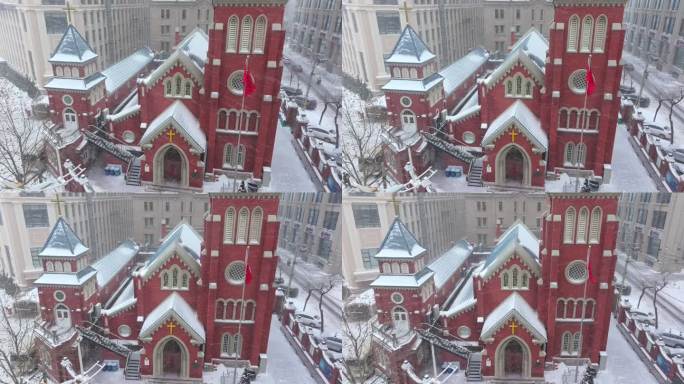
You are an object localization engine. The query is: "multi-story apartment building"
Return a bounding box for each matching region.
[149,0,213,52]
[131,193,210,247]
[0,0,150,86]
[341,192,546,293]
[341,0,483,92]
[482,0,553,54]
[341,0,552,93]
[278,192,342,273]
[617,193,684,272]
[289,0,342,71]
[0,192,135,287]
[623,0,684,78]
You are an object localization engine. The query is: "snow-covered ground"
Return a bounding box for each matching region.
[266,121,318,192]
[95,314,317,384]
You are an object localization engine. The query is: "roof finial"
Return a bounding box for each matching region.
[51,192,65,217]
[399,1,413,26]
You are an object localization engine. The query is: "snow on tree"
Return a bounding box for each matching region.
[0,289,37,384]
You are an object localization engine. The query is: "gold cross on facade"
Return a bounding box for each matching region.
[167,322,176,335]
[167,130,176,143]
[51,193,65,216]
[510,129,518,142]
[63,1,78,24]
[509,319,519,335]
[399,1,413,25]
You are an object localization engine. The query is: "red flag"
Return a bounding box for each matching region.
[245,263,253,285]
[587,260,597,283]
[586,66,596,96]
[243,62,256,97]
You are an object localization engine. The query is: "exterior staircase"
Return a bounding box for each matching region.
[466,352,483,381]
[415,329,470,359]
[125,352,141,380]
[126,157,142,186]
[467,159,484,187]
[423,132,476,163]
[83,130,135,163]
[75,325,131,357]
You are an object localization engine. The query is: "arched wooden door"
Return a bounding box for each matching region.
[505,146,525,184]
[504,338,524,377]
[163,146,183,184]
[162,338,183,377]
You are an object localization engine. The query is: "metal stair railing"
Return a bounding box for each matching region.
[415,328,470,359]
[75,325,132,357]
[82,130,135,163]
[423,132,476,164]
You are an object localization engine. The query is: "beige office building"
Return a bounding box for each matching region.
[341,192,546,293]
[278,193,342,274]
[0,0,150,86]
[0,192,135,287]
[482,0,553,54]
[149,0,213,53]
[617,193,684,272]
[131,193,210,247]
[289,0,342,72]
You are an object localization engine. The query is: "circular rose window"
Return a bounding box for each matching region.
[118,325,131,337]
[566,260,588,284]
[228,71,252,96]
[62,95,73,106]
[122,130,135,144]
[391,292,404,304]
[54,290,66,302]
[225,261,246,284]
[457,325,471,339]
[569,69,588,95]
[400,96,412,107]
[463,131,476,144]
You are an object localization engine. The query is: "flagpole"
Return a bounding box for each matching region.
[575,54,592,193]
[232,245,250,384]
[574,244,592,382]
[233,56,250,192]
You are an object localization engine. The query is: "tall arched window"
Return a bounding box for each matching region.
[393,68,400,78]
[216,300,225,319]
[564,207,576,244]
[56,67,63,76]
[502,271,510,288]
[224,144,234,167]
[524,80,532,97]
[409,68,417,78]
[46,262,54,272]
[175,74,183,95]
[63,262,72,272]
[401,110,416,134]
[400,263,409,274]
[576,143,586,166]
[55,262,63,272]
[557,299,566,318]
[237,144,246,168]
[249,207,263,244]
[584,299,595,319]
[512,267,519,287]
[391,262,400,274]
[239,16,253,53]
[382,263,390,273]
[506,80,513,95]
[227,15,239,52]
[236,207,249,244]
[165,79,172,96]
[221,333,233,355]
[184,80,192,97]
[589,110,600,130]
[593,15,608,53]
[576,207,589,243]
[581,15,594,52]
[516,76,523,95]
[572,332,581,354]
[224,207,236,243]
[568,109,578,129]
[568,15,580,52]
[562,331,572,354]
[253,15,267,53]
[559,108,569,129]
[218,109,228,129]
[589,207,602,243]
[564,142,575,166]
[228,110,239,130]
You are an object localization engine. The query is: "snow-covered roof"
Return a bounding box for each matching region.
[480,292,547,342]
[139,292,205,342]
[440,270,477,318]
[34,266,97,286]
[108,92,140,122]
[39,217,89,258]
[439,48,489,95]
[44,73,105,92]
[427,240,473,289]
[481,100,547,150]
[447,89,480,123]
[142,29,208,88]
[49,25,97,64]
[139,100,206,151]
[483,28,547,90]
[478,221,540,280]
[382,73,443,93]
[177,28,209,70]
[370,268,434,288]
[102,48,154,93]
[102,279,137,317]
[374,217,426,260]
[385,25,435,65]
[92,240,139,287]
[136,222,202,280]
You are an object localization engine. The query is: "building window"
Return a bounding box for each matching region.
[239,16,253,53]
[249,208,263,244]
[568,15,580,52]
[161,266,191,290]
[351,204,380,228]
[361,248,379,269]
[564,207,576,243]
[225,261,246,285]
[568,70,588,94]
[593,15,608,52]
[376,11,401,34]
[236,207,249,243]
[23,204,49,228]
[118,325,132,337]
[228,70,248,96]
[224,207,236,244]
[580,15,594,52]
[322,211,339,230]
[566,261,588,284]
[226,15,239,52]
[576,207,589,244]
[253,15,267,53]
[589,207,602,243]
[221,333,242,357]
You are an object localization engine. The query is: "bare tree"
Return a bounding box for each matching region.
[635,273,671,328]
[0,291,37,384]
[651,87,684,144]
[302,274,341,334]
[339,314,375,384]
[319,101,341,149]
[0,81,47,188]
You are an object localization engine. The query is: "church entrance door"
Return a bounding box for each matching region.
[163,146,183,184]
[504,338,524,377]
[505,146,525,184]
[162,338,183,377]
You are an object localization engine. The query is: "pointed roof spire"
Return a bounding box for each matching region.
[385,25,435,65]
[39,217,89,258]
[374,217,426,259]
[49,24,97,64]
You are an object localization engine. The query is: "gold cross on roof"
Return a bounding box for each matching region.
[399,1,413,25]
[63,1,78,24]
[51,193,65,217]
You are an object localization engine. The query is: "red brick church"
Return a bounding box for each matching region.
[32,193,280,383]
[44,0,286,191]
[382,0,626,190]
[369,193,619,383]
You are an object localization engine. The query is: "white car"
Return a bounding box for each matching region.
[629,310,656,326]
[295,312,321,328]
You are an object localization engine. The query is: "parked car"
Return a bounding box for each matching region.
[663,146,684,163]
[658,332,684,348]
[642,123,671,141]
[623,94,651,108]
[293,95,317,110]
[629,310,656,326]
[620,85,636,94]
[307,126,337,144]
[324,337,343,353]
[281,86,302,97]
[295,312,321,328]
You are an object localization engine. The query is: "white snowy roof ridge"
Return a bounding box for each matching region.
[385,25,436,65]
[142,49,204,89]
[440,276,477,318]
[135,222,202,281]
[39,217,89,258]
[447,104,481,124]
[427,240,473,289]
[381,75,444,93]
[34,267,97,286]
[481,100,547,150]
[139,100,206,151]
[44,74,106,92]
[480,292,547,342]
[92,240,139,287]
[107,103,141,122]
[439,47,489,95]
[478,220,540,280]
[139,292,205,343]
[483,48,545,91]
[374,217,427,260]
[102,47,154,93]
[369,270,434,288]
[49,25,97,64]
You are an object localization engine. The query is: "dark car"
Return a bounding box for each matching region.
[281,86,302,97]
[624,94,651,108]
[324,337,343,353]
[663,146,684,163]
[620,85,636,94]
[294,95,317,110]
